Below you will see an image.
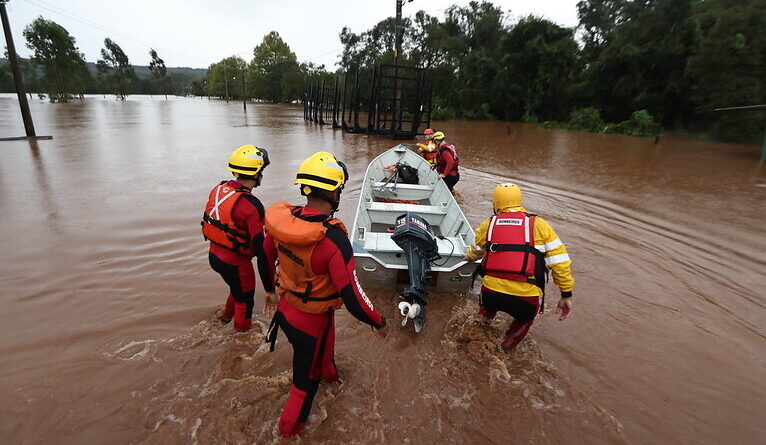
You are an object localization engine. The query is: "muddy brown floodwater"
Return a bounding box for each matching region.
[0,95,764,445]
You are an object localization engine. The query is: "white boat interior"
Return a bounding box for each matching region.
[351,145,478,291]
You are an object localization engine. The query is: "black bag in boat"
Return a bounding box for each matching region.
[396,164,419,184]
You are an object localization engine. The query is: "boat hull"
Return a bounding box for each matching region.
[351,145,478,292]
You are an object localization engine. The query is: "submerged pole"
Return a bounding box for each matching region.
[1,0,36,138]
[241,66,247,112]
[761,122,766,162]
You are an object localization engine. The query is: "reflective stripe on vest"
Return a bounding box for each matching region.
[201,181,255,257]
[210,184,237,220]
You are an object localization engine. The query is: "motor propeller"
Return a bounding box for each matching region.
[391,212,439,333]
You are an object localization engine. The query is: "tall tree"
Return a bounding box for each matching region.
[247,31,300,102]
[578,0,697,125]
[22,16,88,102]
[207,56,246,100]
[686,0,766,140]
[148,48,168,99]
[97,38,136,100]
[496,16,579,122]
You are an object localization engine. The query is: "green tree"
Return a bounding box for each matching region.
[686,0,766,140]
[207,56,246,100]
[578,0,697,126]
[0,64,12,92]
[97,38,136,100]
[496,16,578,122]
[22,16,88,102]
[248,31,301,102]
[148,48,168,99]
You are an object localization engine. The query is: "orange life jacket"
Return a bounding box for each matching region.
[423,150,438,164]
[265,201,348,314]
[201,181,255,257]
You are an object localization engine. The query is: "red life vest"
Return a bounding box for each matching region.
[436,143,459,173]
[201,181,255,257]
[480,211,545,283]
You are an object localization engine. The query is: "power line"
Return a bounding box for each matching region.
[21,0,209,66]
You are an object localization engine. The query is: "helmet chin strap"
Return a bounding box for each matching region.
[327,191,341,216]
[308,188,341,216]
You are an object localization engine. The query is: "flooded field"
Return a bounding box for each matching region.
[0,94,764,444]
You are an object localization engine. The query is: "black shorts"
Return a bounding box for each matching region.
[481,288,539,322]
[443,173,459,191]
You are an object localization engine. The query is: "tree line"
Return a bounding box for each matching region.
[201,31,329,103]
[0,16,203,100]
[3,2,763,141]
[339,0,765,141]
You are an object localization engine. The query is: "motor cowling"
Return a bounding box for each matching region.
[391,212,439,332]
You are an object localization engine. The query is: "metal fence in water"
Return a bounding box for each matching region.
[304,64,434,140]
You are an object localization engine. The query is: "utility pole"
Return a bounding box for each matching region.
[224,65,229,103]
[1,0,36,138]
[241,65,246,112]
[394,0,404,66]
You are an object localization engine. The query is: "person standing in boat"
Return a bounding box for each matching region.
[465,183,574,352]
[201,145,276,332]
[432,131,460,192]
[262,151,388,438]
[417,128,438,164]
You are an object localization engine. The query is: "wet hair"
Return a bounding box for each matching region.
[235,173,257,181]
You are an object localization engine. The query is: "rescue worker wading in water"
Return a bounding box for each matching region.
[417,128,438,164]
[202,145,275,332]
[263,152,388,438]
[465,183,574,352]
[432,131,460,192]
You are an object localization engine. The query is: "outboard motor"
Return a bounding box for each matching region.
[391,212,440,333]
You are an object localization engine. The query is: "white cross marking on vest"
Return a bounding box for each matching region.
[210,185,237,220]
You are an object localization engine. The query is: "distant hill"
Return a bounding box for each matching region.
[0,58,206,78]
[0,58,206,94]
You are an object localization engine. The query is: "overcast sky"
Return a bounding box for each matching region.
[4,0,581,69]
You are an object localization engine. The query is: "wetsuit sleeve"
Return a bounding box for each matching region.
[465,217,491,261]
[534,217,574,293]
[324,228,385,328]
[261,232,277,291]
[241,195,275,292]
[441,148,457,176]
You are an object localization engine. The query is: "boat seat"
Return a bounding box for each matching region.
[371,182,435,202]
[362,232,466,256]
[366,201,446,214]
[366,201,447,226]
[371,182,434,190]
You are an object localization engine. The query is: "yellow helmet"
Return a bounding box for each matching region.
[294,151,348,192]
[228,145,270,176]
[492,183,522,213]
[432,131,445,142]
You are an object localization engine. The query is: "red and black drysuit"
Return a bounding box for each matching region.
[203,180,274,332]
[263,205,385,438]
[435,142,460,191]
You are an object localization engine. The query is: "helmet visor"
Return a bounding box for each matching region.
[337,160,349,191]
[258,147,270,169]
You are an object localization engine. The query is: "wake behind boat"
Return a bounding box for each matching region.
[351,145,477,332]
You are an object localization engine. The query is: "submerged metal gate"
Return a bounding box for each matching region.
[304,64,433,139]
